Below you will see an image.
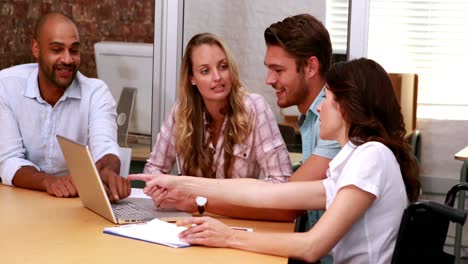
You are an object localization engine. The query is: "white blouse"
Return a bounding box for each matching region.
[323,141,407,264]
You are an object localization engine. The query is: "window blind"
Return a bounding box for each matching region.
[326,0,349,55]
[367,0,468,106]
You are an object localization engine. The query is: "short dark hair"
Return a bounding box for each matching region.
[264,14,332,75]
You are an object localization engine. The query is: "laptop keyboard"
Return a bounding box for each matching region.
[111,200,154,220]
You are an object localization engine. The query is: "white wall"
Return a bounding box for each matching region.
[183,0,326,121]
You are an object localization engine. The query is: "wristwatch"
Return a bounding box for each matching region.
[195,196,208,214]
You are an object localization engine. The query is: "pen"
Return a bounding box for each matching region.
[181,224,253,232]
[175,155,182,176]
[230,226,254,232]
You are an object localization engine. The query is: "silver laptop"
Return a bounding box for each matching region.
[57,135,191,224]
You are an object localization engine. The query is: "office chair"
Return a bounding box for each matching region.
[410,129,421,162]
[116,87,137,147]
[293,212,309,233]
[405,129,422,163]
[446,182,468,263]
[288,183,468,264]
[391,182,468,264]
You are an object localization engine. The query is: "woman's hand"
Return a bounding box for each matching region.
[128,174,197,211]
[145,184,198,212]
[128,173,180,190]
[177,216,235,247]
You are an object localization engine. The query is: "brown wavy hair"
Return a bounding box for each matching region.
[264,14,332,75]
[176,33,250,178]
[326,58,421,202]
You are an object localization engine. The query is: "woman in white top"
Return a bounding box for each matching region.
[129,58,421,263]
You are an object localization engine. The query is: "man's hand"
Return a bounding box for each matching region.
[96,154,131,202]
[100,167,131,202]
[12,166,79,197]
[42,175,78,198]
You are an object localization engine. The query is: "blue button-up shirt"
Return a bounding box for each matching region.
[299,87,341,162]
[0,63,119,185]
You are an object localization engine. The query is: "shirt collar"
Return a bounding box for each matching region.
[298,85,326,126]
[328,141,356,173]
[23,67,82,102]
[309,86,326,117]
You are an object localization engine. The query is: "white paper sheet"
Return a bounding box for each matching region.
[103,218,190,248]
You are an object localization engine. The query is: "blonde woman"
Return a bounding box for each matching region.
[143,33,292,215]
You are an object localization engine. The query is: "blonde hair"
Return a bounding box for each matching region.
[176,33,251,178]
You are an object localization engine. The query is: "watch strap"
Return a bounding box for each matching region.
[197,204,205,214]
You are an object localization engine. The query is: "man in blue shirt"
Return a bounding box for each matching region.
[0,12,130,201]
[263,14,341,264]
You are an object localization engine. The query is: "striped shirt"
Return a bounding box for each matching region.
[144,93,292,183]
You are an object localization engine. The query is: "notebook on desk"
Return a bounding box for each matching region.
[103,218,191,248]
[57,135,191,224]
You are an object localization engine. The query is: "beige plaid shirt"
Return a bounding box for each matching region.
[144,93,292,183]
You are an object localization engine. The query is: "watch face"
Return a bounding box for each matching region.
[196,196,207,206]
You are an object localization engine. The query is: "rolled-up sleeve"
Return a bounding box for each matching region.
[251,95,292,183]
[87,81,120,162]
[0,83,39,185]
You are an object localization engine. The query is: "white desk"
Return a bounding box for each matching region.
[455,146,468,161]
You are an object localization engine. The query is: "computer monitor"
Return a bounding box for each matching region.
[94,41,153,137]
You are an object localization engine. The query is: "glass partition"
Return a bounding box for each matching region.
[182,0,336,121]
[152,1,353,154]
